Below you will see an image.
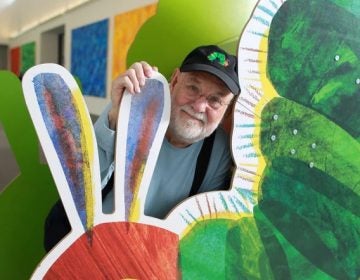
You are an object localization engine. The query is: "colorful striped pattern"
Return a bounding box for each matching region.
[32,73,94,232]
[123,79,164,221]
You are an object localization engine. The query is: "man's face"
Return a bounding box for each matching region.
[167,69,234,147]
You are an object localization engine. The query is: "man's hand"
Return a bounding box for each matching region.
[108,61,158,130]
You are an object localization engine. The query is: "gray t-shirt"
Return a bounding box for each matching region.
[94,104,232,219]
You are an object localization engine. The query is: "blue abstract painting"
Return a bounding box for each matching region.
[71,19,109,97]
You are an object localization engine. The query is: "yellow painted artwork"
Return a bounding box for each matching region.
[112,4,157,79]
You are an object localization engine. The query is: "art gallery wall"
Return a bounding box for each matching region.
[8,0,157,115]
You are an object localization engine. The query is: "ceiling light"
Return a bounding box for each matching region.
[0,0,16,10]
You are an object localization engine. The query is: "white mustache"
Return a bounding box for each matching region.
[181,105,207,123]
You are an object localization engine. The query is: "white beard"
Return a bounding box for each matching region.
[168,104,219,144]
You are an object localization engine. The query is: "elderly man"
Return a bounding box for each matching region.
[44,45,240,251]
[97,45,240,218]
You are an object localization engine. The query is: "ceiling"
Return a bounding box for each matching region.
[0,0,91,44]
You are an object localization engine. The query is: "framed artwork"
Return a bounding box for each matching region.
[71,19,109,97]
[112,4,157,79]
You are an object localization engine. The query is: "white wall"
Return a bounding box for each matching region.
[9,0,157,115]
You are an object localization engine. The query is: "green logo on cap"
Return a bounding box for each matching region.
[207,52,229,67]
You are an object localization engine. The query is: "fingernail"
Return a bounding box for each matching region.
[146,70,153,77]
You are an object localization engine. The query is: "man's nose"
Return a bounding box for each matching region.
[191,95,208,112]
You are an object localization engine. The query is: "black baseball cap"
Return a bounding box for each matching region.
[180,45,240,95]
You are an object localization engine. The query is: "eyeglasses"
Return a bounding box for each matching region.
[184,84,231,110]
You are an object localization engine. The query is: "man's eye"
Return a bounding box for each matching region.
[208,95,222,105]
[186,85,198,93]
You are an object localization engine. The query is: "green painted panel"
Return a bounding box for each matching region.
[0,71,58,280]
[268,0,360,139]
[128,0,258,79]
[259,161,360,279]
[180,217,275,279]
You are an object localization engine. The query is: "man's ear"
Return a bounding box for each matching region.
[169,68,180,92]
[221,95,237,134]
